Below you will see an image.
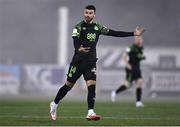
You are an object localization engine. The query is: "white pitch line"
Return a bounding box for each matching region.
[0,115,179,121]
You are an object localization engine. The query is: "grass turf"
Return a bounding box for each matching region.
[0,99,180,126]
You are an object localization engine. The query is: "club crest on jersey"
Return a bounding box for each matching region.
[94,26,99,31]
[82,27,86,30]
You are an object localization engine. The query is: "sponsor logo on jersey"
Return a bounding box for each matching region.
[87,33,96,42]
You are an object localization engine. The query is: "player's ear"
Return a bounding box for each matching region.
[93,10,96,15]
[94,12,96,17]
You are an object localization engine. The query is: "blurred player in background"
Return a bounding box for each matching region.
[111,36,146,107]
[50,5,145,121]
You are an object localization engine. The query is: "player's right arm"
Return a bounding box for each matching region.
[72,25,82,51]
[72,24,90,53]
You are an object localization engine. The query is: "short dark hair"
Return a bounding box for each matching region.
[85,5,96,12]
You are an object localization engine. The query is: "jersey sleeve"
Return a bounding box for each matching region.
[96,23,110,35]
[100,25,110,35]
[72,24,81,38]
[96,23,134,37]
[72,23,82,50]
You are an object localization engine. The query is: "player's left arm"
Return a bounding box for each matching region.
[107,30,134,37]
[99,24,145,37]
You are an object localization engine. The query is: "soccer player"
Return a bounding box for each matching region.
[111,36,145,107]
[50,5,145,121]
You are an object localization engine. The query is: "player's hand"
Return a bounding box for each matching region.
[134,26,145,36]
[78,45,90,53]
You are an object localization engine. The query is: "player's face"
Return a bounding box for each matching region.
[135,36,143,47]
[84,9,95,23]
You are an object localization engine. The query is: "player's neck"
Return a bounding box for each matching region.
[84,20,93,24]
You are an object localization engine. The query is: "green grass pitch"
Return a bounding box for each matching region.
[0,99,180,126]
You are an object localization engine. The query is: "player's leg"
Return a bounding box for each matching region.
[50,81,74,120]
[135,75,144,107]
[111,81,132,102]
[83,64,101,121]
[111,68,133,102]
[50,63,82,120]
[86,80,101,121]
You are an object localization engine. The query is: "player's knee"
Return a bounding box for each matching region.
[136,83,143,88]
[136,79,144,88]
[86,80,96,87]
[124,81,131,88]
[66,81,75,88]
